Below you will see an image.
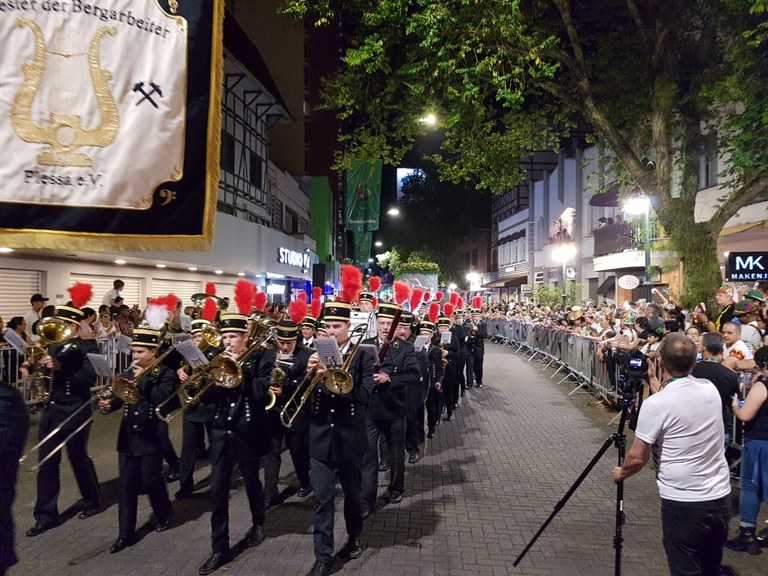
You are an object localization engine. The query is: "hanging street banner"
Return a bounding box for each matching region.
[0,0,224,251]
[345,159,382,232]
[353,231,372,265]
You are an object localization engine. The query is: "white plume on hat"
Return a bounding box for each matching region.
[144,304,169,330]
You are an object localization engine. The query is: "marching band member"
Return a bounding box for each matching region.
[305,301,374,576]
[421,320,445,439]
[197,312,271,575]
[25,298,103,538]
[361,303,420,516]
[259,320,313,507]
[468,301,488,388]
[300,316,317,349]
[399,311,426,463]
[98,328,176,553]
[175,318,217,499]
[439,314,462,422]
[452,308,469,397]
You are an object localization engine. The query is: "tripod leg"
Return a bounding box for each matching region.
[514,433,618,567]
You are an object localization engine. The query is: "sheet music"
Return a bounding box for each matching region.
[412,335,430,352]
[314,337,343,367]
[2,328,29,354]
[175,339,210,369]
[171,333,193,344]
[86,353,114,379]
[440,331,453,345]
[116,334,133,355]
[358,344,378,362]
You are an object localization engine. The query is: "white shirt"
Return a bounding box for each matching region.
[724,339,753,362]
[634,375,730,502]
[101,288,120,306]
[24,309,41,338]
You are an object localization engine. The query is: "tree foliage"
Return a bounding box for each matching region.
[283,0,768,305]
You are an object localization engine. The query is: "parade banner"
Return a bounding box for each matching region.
[345,159,381,232]
[399,271,439,294]
[0,0,224,251]
[353,230,372,265]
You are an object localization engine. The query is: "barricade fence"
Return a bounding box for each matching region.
[1,337,132,406]
[488,318,754,473]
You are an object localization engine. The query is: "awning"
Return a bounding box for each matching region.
[482,276,527,289]
[596,275,616,295]
[589,183,620,207]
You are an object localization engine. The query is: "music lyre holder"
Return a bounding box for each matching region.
[514,393,633,576]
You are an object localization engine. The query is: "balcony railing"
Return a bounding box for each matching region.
[592,221,665,257]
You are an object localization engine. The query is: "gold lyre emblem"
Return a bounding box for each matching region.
[11,17,119,168]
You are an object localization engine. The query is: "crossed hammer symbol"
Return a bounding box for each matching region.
[132,81,163,108]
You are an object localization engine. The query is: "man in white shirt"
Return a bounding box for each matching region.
[24,294,48,338]
[101,279,124,307]
[721,321,755,371]
[612,333,731,576]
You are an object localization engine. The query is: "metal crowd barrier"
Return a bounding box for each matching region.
[0,337,131,408]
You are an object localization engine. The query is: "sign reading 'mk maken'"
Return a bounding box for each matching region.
[725,252,768,281]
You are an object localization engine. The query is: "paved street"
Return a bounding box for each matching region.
[8,344,765,576]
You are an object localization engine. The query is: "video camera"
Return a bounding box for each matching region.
[617,349,648,395]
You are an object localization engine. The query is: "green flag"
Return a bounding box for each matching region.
[353,231,373,265]
[345,160,382,232]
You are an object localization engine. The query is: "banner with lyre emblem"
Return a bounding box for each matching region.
[0,0,223,250]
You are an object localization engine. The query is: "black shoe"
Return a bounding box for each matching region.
[166,470,180,483]
[175,488,194,499]
[26,521,58,537]
[476,382,483,388]
[110,535,136,554]
[460,392,465,398]
[377,461,390,472]
[726,527,761,555]
[338,537,363,559]
[246,524,265,548]
[297,486,313,498]
[408,452,420,464]
[199,552,229,575]
[77,506,101,520]
[446,414,454,422]
[427,429,435,439]
[387,492,403,504]
[306,559,332,576]
[155,514,173,533]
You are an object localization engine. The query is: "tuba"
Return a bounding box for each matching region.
[26,316,75,404]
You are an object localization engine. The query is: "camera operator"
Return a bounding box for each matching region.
[612,333,731,576]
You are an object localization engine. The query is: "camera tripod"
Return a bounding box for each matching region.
[514,393,634,576]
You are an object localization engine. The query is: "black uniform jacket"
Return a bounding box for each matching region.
[425,339,445,390]
[465,320,488,352]
[308,344,374,462]
[443,328,464,381]
[258,345,313,432]
[180,344,221,424]
[362,337,420,420]
[206,350,271,464]
[109,364,178,457]
[45,338,98,429]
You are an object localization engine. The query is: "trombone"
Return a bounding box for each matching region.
[280,322,369,428]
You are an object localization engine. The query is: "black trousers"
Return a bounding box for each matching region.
[263,428,310,500]
[209,456,264,553]
[118,453,172,538]
[34,420,101,527]
[472,348,485,384]
[456,354,467,392]
[0,388,29,575]
[310,457,363,563]
[178,419,212,493]
[160,425,179,474]
[465,351,475,388]
[362,416,405,510]
[426,386,442,432]
[405,402,425,454]
[443,372,459,416]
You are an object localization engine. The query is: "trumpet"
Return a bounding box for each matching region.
[280,322,369,429]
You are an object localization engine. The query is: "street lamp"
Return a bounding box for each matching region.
[374,240,383,247]
[624,194,653,301]
[387,207,400,217]
[552,243,577,307]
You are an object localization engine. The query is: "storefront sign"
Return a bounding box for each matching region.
[277,247,311,269]
[725,251,768,281]
[617,275,640,290]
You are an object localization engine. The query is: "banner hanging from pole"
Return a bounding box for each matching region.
[345,159,382,233]
[353,231,372,266]
[0,0,224,251]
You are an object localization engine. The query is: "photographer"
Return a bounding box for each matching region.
[612,333,731,576]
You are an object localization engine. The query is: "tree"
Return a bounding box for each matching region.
[283,0,768,305]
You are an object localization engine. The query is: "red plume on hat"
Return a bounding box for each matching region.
[410,288,424,313]
[444,303,455,317]
[472,296,482,309]
[254,291,268,312]
[235,279,257,315]
[435,290,444,302]
[67,282,92,309]
[312,286,323,300]
[423,291,431,302]
[201,298,218,322]
[428,301,440,324]
[457,296,465,310]
[289,298,306,324]
[369,276,382,293]
[145,294,179,329]
[394,280,411,306]
[449,292,459,306]
[311,297,322,320]
[372,296,378,308]
[341,264,363,304]
[205,282,216,296]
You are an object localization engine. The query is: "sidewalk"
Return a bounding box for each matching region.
[9,344,763,575]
